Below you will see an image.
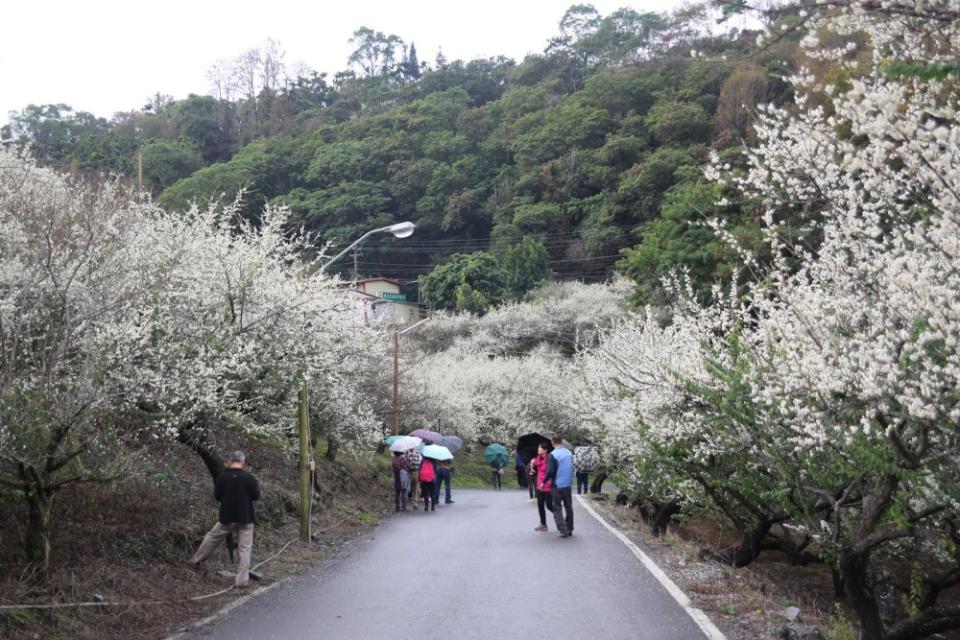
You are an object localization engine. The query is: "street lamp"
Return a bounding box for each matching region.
[319,221,416,273]
[296,220,415,535]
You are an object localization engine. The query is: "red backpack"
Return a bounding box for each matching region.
[418,460,435,482]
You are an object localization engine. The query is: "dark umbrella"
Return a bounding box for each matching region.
[408,428,442,444]
[437,435,463,453]
[516,432,551,463]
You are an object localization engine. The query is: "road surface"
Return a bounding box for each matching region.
[176,489,717,640]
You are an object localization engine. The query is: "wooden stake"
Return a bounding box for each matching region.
[298,382,311,543]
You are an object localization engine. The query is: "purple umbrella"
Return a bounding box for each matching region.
[408,428,442,444]
[437,435,463,453]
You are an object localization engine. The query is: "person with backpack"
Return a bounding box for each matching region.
[419,456,437,512]
[544,434,575,538]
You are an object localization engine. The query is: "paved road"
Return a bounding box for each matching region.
[178,489,713,640]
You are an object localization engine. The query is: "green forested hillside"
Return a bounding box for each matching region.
[4,5,797,310]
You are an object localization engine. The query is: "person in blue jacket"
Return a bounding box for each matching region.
[544,434,574,537]
[514,450,528,490]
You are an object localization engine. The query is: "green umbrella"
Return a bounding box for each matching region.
[484,443,509,467]
[384,435,404,446]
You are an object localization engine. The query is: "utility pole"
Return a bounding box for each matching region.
[391,317,429,436]
[297,382,311,543]
[392,329,400,435]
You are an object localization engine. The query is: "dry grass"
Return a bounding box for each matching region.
[0,437,393,640]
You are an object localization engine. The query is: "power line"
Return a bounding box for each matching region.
[351,254,624,268]
[361,225,644,248]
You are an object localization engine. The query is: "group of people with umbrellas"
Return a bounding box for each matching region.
[385,429,462,512]
[385,429,602,538]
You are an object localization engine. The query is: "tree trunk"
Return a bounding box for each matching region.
[24,489,53,582]
[773,537,822,567]
[885,607,960,640]
[718,517,773,567]
[832,566,846,599]
[326,435,338,463]
[590,471,607,494]
[840,547,885,640]
[177,426,224,481]
[651,498,682,536]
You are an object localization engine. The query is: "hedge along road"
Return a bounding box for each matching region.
[172,489,724,640]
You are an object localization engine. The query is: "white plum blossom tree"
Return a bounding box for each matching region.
[411,345,588,445]
[0,152,148,577]
[0,148,387,579]
[104,199,387,475]
[582,0,960,636]
[405,279,630,446]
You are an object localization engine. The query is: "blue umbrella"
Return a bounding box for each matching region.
[422,444,454,461]
[384,435,403,446]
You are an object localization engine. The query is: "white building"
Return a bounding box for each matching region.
[346,277,423,327]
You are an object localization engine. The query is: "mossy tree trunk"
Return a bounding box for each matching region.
[23,480,54,581]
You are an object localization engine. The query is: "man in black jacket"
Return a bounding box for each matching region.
[191,451,261,587]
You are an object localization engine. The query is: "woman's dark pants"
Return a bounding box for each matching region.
[536,489,554,526]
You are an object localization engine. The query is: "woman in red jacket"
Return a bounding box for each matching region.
[530,443,555,531]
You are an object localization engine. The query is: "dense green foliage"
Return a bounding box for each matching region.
[3,5,797,307]
[418,236,552,312]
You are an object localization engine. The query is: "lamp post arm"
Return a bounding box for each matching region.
[398,317,430,335]
[319,225,392,273]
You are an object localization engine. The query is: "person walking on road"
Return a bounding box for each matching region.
[404,448,422,510]
[545,435,574,537]
[191,451,261,586]
[514,450,528,490]
[392,451,410,512]
[434,459,454,504]
[530,443,554,531]
[527,457,536,501]
[419,456,437,511]
[575,467,590,495]
[490,462,504,490]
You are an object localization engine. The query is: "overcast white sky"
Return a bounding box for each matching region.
[1,0,687,126]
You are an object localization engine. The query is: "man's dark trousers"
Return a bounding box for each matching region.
[552,487,574,534]
[576,471,589,494]
[434,468,452,503]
